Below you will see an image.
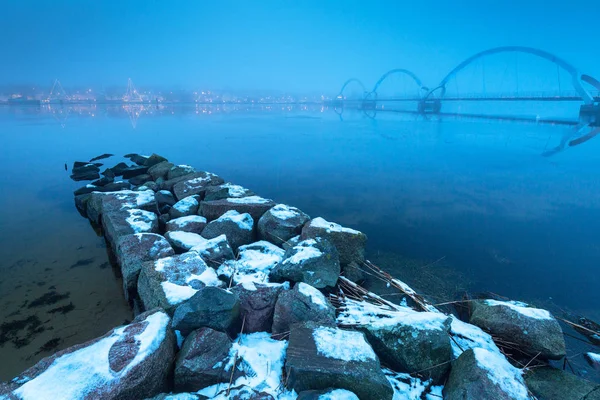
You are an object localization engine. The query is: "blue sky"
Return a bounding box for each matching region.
[1,0,599,94]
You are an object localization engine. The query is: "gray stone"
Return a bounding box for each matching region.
[257,204,310,246]
[172,286,240,335]
[445,348,531,400]
[160,171,204,191]
[166,215,207,234]
[137,252,223,314]
[156,190,177,207]
[122,166,149,179]
[168,165,196,180]
[216,241,285,286]
[129,173,152,186]
[115,233,175,301]
[165,231,207,253]
[342,261,366,284]
[125,153,149,166]
[524,366,600,400]
[301,217,367,266]
[201,210,254,251]
[74,193,91,216]
[174,328,233,392]
[0,309,176,400]
[190,234,235,269]
[204,183,255,201]
[145,153,169,167]
[200,196,275,222]
[172,171,225,200]
[284,322,393,400]
[362,312,452,382]
[86,189,157,225]
[272,283,336,334]
[148,161,175,180]
[91,176,114,187]
[470,299,566,359]
[270,237,340,289]
[139,181,159,192]
[102,208,158,251]
[231,282,286,333]
[169,197,199,219]
[282,235,301,251]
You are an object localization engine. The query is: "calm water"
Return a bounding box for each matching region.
[1,104,599,380]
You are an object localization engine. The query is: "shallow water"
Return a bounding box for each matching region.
[1,104,599,380]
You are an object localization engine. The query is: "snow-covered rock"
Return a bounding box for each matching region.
[270,237,340,288]
[200,196,275,222]
[148,161,175,181]
[524,365,599,400]
[115,233,175,301]
[155,189,177,207]
[201,210,255,251]
[217,241,284,286]
[383,368,443,400]
[0,309,176,400]
[102,208,158,250]
[257,204,310,246]
[585,352,600,369]
[470,299,566,359]
[172,171,224,201]
[169,196,200,219]
[165,215,207,234]
[165,231,207,253]
[272,283,336,335]
[445,348,531,400]
[284,322,393,400]
[190,234,235,268]
[297,388,359,399]
[168,165,196,180]
[137,252,223,313]
[301,217,367,265]
[86,189,157,225]
[231,282,288,333]
[204,183,255,201]
[449,316,501,358]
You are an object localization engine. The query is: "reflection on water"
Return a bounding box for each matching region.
[0,104,599,380]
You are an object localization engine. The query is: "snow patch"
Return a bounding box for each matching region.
[222,183,250,197]
[172,215,207,227]
[283,241,322,265]
[473,347,529,399]
[172,197,198,213]
[161,281,198,305]
[217,241,284,285]
[484,299,553,320]
[383,368,434,400]
[167,231,206,249]
[270,204,301,220]
[318,389,359,400]
[298,283,328,310]
[313,326,376,362]
[217,210,253,231]
[449,316,500,358]
[186,267,221,287]
[227,195,272,204]
[125,209,156,233]
[310,217,360,234]
[586,352,600,363]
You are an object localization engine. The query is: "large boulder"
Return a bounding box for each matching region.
[190,234,235,269]
[445,348,531,400]
[129,173,152,186]
[171,286,240,335]
[231,282,287,333]
[86,189,157,225]
[169,197,199,219]
[124,153,149,166]
[70,163,100,181]
[122,166,149,179]
[257,204,310,246]
[160,171,209,192]
[0,309,176,400]
[201,210,254,251]
[285,322,393,400]
[469,299,566,359]
[164,231,207,253]
[102,208,158,250]
[148,161,175,181]
[174,328,233,392]
[301,217,367,265]
[115,233,175,301]
[217,241,284,286]
[145,153,169,167]
[165,215,207,234]
[362,311,452,382]
[204,183,255,201]
[168,165,196,180]
[137,252,223,314]
[270,237,340,289]
[172,172,225,200]
[272,283,336,335]
[200,196,275,222]
[524,366,600,400]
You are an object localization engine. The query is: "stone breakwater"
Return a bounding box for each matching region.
[1,153,599,400]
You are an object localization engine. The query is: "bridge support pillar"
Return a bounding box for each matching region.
[418,99,441,114]
[580,104,600,127]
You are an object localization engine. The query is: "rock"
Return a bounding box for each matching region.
[165,231,207,253]
[146,393,202,400]
[301,217,367,266]
[342,261,366,284]
[231,282,287,333]
[445,348,531,400]
[89,153,114,162]
[129,173,153,186]
[158,214,171,231]
[200,196,275,222]
[160,171,205,191]
[139,181,158,192]
[102,209,159,250]
[524,366,600,400]
[169,197,199,219]
[168,165,196,180]
[86,189,157,225]
[115,233,175,301]
[174,328,233,392]
[171,286,240,335]
[146,153,168,167]
[125,153,150,166]
[270,237,340,289]
[204,183,255,201]
[102,181,132,192]
[148,161,175,180]
[91,176,114,187]
[297,389,359,400]
[74,184,99,196]
[217,241,284,285]
[137,252,223,313]
[122,165,149,179]
[102,167,116,178]
[272,283,336,334]
[284,322,393,400]
[172,171,225,200]
[190,234,235,268]
[282,235,301,251]
[201,210,254,251]
[109,162,130,176]
[74,193,91,216]
[0,309,176,400]
[469,299,566,359]
[585,352,600,370]
[362,311,452,382]
[156,190,177,207]
[257,204,310,246]
[70,162,100,181]
[166,215,207,234]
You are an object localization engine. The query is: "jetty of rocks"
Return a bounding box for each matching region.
[1,153,599,400]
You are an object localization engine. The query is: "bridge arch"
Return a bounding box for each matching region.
[429,46,595,105]
[370,69,426,99]
[337,78,367,98]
